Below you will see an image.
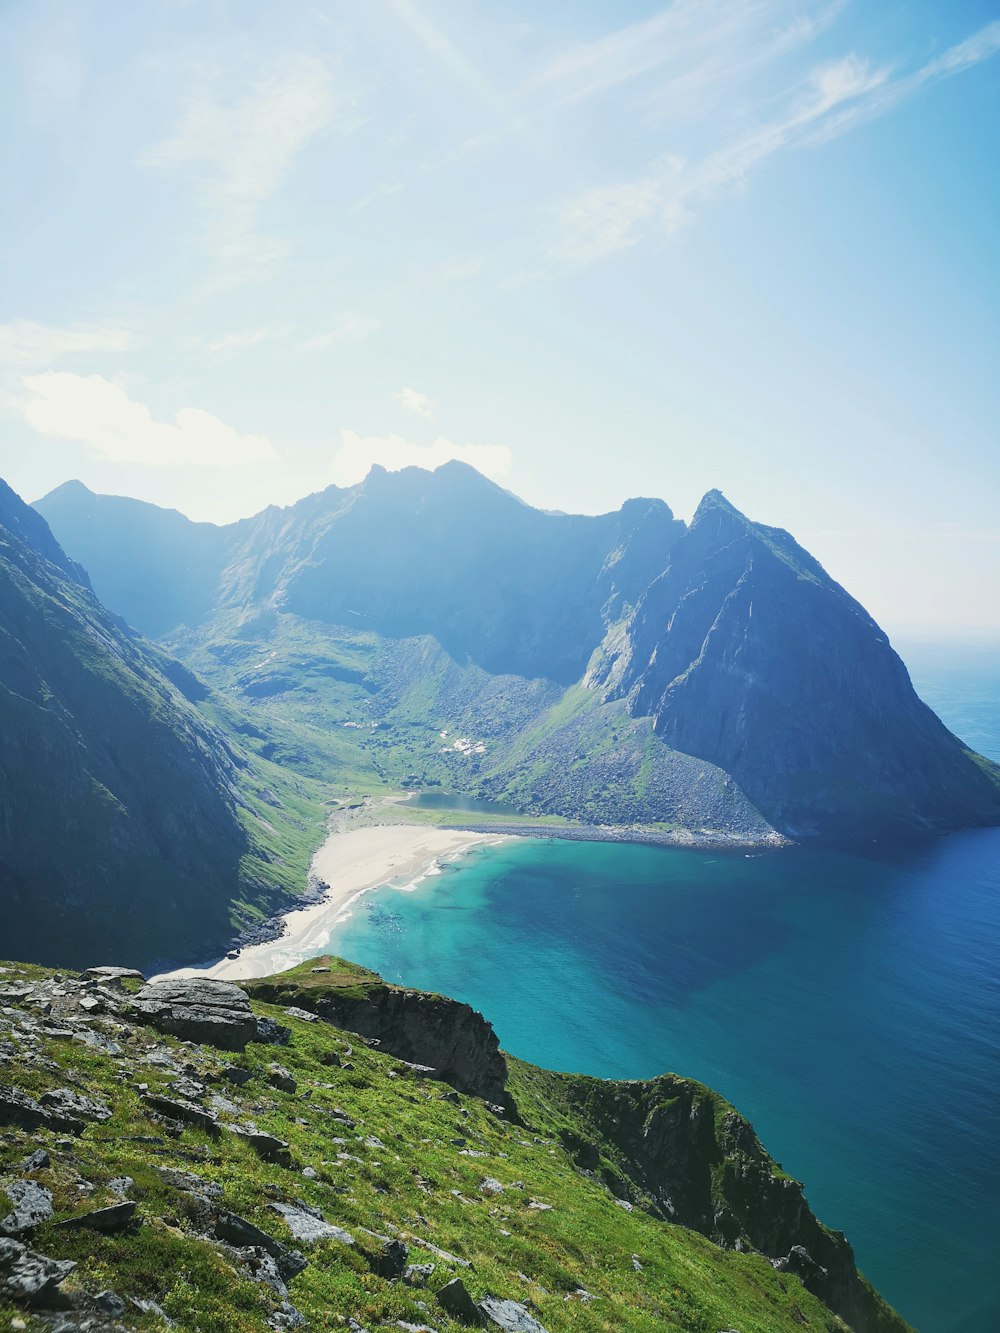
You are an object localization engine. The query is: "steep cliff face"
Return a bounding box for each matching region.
[0,479,295,968]
[599,490,1000,836]
[247,959,511,1108]
[244,958,906,1332]
[540,1071,887,1331]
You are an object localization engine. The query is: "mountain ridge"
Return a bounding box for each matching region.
[34,464,1000,841]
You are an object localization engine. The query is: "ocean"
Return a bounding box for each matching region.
[331,636,1000,1332]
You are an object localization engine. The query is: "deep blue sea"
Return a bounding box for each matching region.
[333,637,1000,1333]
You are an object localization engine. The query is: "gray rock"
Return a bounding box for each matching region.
[80,967,145,985]
[132,978,258,1051]
[226,1123,292,1165]
[404,1263,435,1287]
[283,1006,318,1023]
[270,1202,355,1246]
[372,1237,409,1279]
[21,1149,50,1173]
[0,1235,76,1307]
[56,1201,137,1233]
[40,1087,111,1123]
[254,1016,292,1046]
[478,1297,549,1333]
[222,1064,253,1086]
[107,1176,134,1199]
[0,1085,84,1135]
[143,1092,219,1133]
[159,1166,223,1199]
[438,1276,485,1324]
[94,1289,128,1317]
[215,1210,307,1280]
[267,1064,297,1094]
[1,1181,54,1234]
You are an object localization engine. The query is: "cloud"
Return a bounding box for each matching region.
[0,320,134,370]
[141,55,339,276]
[536,0,842,108]
[393,386,433,418]
[331,429,512,486]
[15,372,276,467]
[204,328,277,355]
[552,21,1000,263]
[298,315,382,351]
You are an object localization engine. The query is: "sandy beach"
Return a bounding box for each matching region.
[154,823,508,983]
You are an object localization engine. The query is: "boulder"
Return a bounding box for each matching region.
[40,1087,111,1123]
[438,1276,485,1324]
[214,1210,307,1280]
[0,1236,76,1307]
[56,1202,137,1233]
[1,1181,54,1235]
[372,1237,408,1280]
[225,1123,292,1165]
[143,1092,219,1133]
[478,1297,549,1333]
[131,978,258,1051]
[266,1064,297,1094]
[0,1086,84,1135]
[270,1203,355,1246]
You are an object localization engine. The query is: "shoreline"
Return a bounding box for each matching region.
[152,823,510,983]
[426,819,790,850]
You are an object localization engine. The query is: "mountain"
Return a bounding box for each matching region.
[0,479,324,969]
[0,956,910,1332]
[36,464,1000,840]
[39,464,686,684]
[593,489,1000,837]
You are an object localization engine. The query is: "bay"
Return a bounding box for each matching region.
[332,639,1000,1332]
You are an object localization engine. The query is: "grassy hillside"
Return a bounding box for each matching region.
[0,958,909,1333]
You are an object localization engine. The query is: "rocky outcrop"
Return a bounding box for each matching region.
[0,1236,76,1308]
[551,1071,876,1331]
[131,978,259,1050]
[247,971,511,1110]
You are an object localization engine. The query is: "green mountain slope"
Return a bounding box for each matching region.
[0,957,910,1333]
[0,479,327,970]
[36,464,1000,840]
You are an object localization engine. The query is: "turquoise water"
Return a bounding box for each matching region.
[333,642,1000,1332]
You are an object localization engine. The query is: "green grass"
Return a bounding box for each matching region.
[0,958,910,1333]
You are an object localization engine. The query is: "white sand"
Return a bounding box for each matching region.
[154,824,508,983]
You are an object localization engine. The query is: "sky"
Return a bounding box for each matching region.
[0,0,998,632]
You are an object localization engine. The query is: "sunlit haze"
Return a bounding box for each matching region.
[1,0,997,630]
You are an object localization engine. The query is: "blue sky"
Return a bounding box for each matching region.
[1,0,997,630]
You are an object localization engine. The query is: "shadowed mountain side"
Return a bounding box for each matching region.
[596,490,1000,837]
[38,463,685,685]
[36,478,230,639]
[0,479,325,968]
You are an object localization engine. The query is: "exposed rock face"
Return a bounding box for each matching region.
[1,1181,54,1235]
[555,1072,875,1331]
[0,1236,76,1307]
[599,490,1000,837]
[479,1296,550,1332]
[247,973,510,1109]
[131,978,258,1050]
